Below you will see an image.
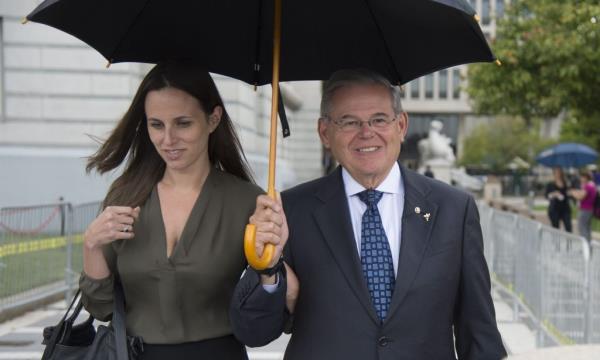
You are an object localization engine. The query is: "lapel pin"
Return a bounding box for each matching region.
[424,213,431,222]
[414,207,421,214]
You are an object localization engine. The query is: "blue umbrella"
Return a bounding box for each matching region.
[535,142,598,168]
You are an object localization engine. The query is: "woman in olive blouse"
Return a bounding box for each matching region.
[80,61,275,359]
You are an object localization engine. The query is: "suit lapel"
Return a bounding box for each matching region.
[312,168,380,324]
[386,167,438,322]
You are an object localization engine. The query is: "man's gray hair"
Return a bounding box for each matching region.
[320,68,403,117]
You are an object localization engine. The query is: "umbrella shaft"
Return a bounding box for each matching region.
[267,0,282,199]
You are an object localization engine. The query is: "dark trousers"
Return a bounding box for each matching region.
[549,209,572,233]
[139,335,248,360]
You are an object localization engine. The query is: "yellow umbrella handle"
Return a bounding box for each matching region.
[244,224,275,270]
[244,0,282,270]
[244,187,278,270]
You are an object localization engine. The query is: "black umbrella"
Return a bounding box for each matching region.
[25,0,493,85]
[25,0,496,269]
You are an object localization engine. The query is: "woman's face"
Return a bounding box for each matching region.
[553,168,563,180]
[145,87,221,173]
[580,175,591,184]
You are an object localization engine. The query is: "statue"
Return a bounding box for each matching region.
[416,120,484,191]
[417,120,456,165]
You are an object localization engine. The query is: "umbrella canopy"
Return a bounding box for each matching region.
[536,143,599,168]
[24,0,496,269]
[25,0,494,86]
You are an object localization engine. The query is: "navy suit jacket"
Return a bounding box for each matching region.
[231,166,506,360]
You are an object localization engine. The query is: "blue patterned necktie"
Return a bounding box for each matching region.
[358,189,395,322]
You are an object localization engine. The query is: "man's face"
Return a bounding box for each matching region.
[318,84,408,188]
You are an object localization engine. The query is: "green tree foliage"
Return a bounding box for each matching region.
[460,117,554,171]
[467,0,600,151]
[560,113,599,151]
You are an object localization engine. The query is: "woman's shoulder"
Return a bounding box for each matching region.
[583,182,597,195]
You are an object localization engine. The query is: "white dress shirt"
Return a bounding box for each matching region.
[342,163,405,277]
[263,163,405,292]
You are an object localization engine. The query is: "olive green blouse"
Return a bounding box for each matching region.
[79,169,263,344]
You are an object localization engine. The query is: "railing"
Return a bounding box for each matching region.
[2,198,598,345]
[479,202,600,346]
[0,201,101,316]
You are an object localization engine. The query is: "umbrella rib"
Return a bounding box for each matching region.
[107,0,153,63]
[361,0,402,84]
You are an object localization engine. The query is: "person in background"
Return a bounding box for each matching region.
[545,167,572,232]
[424,165,435,179]
[569,171,597,243]
[590,164,600,187]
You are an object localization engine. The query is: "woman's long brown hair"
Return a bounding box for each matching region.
[87,61,255,208]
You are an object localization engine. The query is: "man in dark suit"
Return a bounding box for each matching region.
[230,69,506,360]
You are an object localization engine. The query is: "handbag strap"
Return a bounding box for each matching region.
[64,290,83,322]
[113,280,129,360]
[41,290,83,359]
[66,292,85,324]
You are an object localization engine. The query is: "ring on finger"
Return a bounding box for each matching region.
[123,224,131,232]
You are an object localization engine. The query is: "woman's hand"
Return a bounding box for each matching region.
[84,206,140,250]
[284,262,299,314]
[568,188,585,200]
[549,191,564,201]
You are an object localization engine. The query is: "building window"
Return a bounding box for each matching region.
[452,69,461,99]
[496,0,505,18]
[482,0,491,24]
[424,74,434,99]
[411,79,420,99]
[438,70,448,99]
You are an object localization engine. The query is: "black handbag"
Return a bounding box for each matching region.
[41,282,144,360]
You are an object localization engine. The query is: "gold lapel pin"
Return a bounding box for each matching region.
[424,213,431,222]
[414,207,421,214]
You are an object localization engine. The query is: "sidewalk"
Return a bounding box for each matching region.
[0,300,287,360]
[493,289,537,355]
[0,286,591,359]
[506,345,600,359]
[493,290,600,359]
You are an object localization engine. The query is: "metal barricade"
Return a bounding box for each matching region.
[0,201,101,316]
[0,203,67,313]
[66,202,102,297]
[513,217,543,339]
[537,226,589,345]
[479,203,495,267]
[490,210,519,287]
[478,201,596,346]
[589,241,600,343]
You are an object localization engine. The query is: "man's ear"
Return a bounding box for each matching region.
[397,112,409,142]
[318,117,331,149]
[208,106,223,133]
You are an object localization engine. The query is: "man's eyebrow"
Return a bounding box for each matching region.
[337,112,392,120]
[370,112,391,118]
